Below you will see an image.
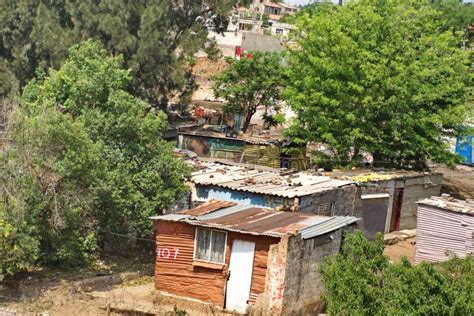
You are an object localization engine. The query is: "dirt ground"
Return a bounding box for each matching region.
[433,164,474,200]
[383,237,417,264]
[0,256,233,316]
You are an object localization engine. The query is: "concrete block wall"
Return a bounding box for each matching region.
[399,175,442,230]
[299,186,357,216]
[280,229,344,315]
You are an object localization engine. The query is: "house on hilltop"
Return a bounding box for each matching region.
[151,200,359,315]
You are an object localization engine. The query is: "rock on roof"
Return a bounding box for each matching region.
[190,162,354,198]
[417,194,474,215]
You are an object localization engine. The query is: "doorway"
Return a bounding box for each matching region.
[225,240,255,313]
[390,188,404,231]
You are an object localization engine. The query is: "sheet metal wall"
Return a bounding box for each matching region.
[154,220,279,306]
[415,205,474,263]
[196,185,295,209]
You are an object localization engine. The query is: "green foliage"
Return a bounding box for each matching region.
[1,105,102,269]
[284,0,472,169]
[1,41,190,275]
[321,231,474,315]
[0,209,40,280]
[0,0,237,105]
[212,52,283,132]
[432,0,474,41]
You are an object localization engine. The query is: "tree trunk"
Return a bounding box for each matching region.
[242,114,252,133]
[242,107,256,133]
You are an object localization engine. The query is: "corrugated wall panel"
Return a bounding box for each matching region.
[415,206,473,263]
[154,221,280,307]
[155,221,227,305]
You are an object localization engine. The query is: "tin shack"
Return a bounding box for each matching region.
[348,171,443,232]
[415,195,474,263]
[151,200,359,315]
[178,129,307,170]
[188,162,389,240]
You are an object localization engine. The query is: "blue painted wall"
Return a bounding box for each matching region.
[196,185,292,209]
[456,135,473,165]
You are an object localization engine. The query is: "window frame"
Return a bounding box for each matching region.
[193,227,227,264]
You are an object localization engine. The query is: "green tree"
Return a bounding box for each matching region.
[0,0,236,105]
[213,52,283,133]
[1,41,190,275]
[321,231,474,315]
[23,40,190,235]
[1,106,102,270]
[432,0,474,41]
[284,0,472,169]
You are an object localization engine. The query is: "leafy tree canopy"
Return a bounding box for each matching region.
[321,231,474,315]
[213,52,283,133]
[0,0,238,105]
[284,0,472,169]
[1,41,190,277]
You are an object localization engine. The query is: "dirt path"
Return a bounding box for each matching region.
[1,274,234,316]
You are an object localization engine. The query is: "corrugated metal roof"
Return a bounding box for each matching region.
[299,216,360,239]
[179,130,276,145]
[178,200,237,216]
[150,213,190,221]
[417,195,474,215]
[190,162,354,198]
[152,200,359,238]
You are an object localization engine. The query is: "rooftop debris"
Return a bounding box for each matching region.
[190,162,354,198]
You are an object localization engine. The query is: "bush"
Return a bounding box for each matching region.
[321,231,474,315]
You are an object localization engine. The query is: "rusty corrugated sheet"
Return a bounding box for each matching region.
[155,221,228,305]
[415,204,474,263]
[153,200,359,238]
[154,221,278,307]
[178,199,237,216]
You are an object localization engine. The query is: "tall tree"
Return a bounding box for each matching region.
[284,0,472,169]
[0,0,236,106]
[1,41,190,276]
[213,52,283,133]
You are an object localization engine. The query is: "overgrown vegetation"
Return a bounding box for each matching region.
[0,0,237,106]
[321,231,474,315]
[284,0,473,169]
[0,41,190,279]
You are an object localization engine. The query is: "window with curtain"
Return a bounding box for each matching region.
[194,228,226,263]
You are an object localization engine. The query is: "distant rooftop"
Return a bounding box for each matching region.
[151,200,359,239]
[190,162,354,198]
[417,194,474,215]
[322,169,442,183]
[179,129,280,145]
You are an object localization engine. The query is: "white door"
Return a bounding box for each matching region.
[225,239,256,313]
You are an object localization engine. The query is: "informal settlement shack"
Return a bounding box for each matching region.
[188,161,389,239]
[415,194,474,263]
[178,129,307,170]
[151,200,359,315]
[330,170,443,232]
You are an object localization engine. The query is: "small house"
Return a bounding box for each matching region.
[415,195,474,263]
[330,170,443,232]
[178,130,307,170]
[188,162,389,240]
[151,200,359,315]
